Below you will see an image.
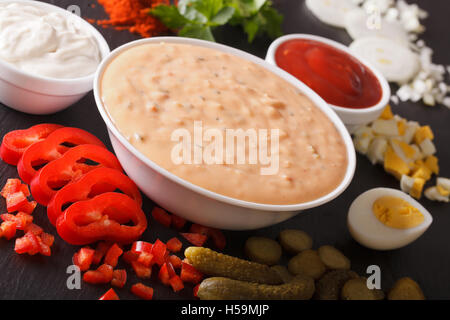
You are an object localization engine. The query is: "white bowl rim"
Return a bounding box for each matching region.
[266,33,391,116]
[0,0,110,92]
[94,36,357,212]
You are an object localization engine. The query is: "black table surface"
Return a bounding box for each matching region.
[0,0,449,300]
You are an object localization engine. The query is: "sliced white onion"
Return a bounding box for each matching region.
[350,37,420,84]
[305,0,358,28]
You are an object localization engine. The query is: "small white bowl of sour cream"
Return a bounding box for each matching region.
[0,1,110,115]
[266,34,391,133]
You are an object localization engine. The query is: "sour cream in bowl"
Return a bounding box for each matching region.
[94,37,356,230]
[0,1,110,114]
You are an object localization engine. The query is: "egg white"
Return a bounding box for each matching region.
[347,188,432,250]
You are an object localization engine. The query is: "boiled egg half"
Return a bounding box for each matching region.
[348,188,432,250]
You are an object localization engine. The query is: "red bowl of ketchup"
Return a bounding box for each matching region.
[266,34,390,133]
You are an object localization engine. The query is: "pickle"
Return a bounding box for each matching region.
[271,265,294,284]
[288,249,326,280]
[318,245,351,270]
[315,270,359,300]
[184,247,282,284]
[278,229,313,254]
[245,237,282,266]
[197,275,315,300]
[341,278,385,300]
[387,277,425,300]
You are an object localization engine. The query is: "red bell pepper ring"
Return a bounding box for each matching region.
[1,124,63,166]
[30,144,123,206]
[17,127,105,184]
[56,192,147,245]
[47,167,142,225]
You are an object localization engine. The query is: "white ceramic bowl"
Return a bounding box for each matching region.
[94,37,357,230]
[266,34,391,133]
[0,0,110,115]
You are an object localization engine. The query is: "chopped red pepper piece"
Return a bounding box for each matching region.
[6,191,28,213]
[137,251,154,267]
[158,262,176,285]
[180,262,203,284]
[20,184,30,197]
[92,242,112,265]
[209,228,226,250]
[166,237,182,253]
[0,124,63,166]
[122,250,139,264]
[151,207,172,228]
[131,283,153,300]
[1,212,33,230]
[37,235,52,256]
[40,232,54,247]
[73,247,95,271]
[104,243,123,268]
[169,275,184,292]
[1,221,17,240]
[56,193,147,245]
[47,167,142,225]
[111,269,127,288]
[151,239,167,266]
[24,223,43,236]
[169,255,182,270]
[30,144,123,206]
[17,127,105,184]
[99,288,119,300]
[83,264,113,284]
[180,233,208,247]
[131,261,152,279]
[171,214,187,230]
[1,179,21,198]
[19,200,37,215]
[193,284,200,298]
[189,224,211,236]
[131,241,152,255]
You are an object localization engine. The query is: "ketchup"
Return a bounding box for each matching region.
[275,39,382,109]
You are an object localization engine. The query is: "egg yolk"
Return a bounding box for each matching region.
[372,196,424,229]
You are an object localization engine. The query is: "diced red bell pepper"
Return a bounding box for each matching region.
[17,127,105,184]
[99,288,119,300]
[151,207,172,228]
[20,184,30,197]
[131,241,152,255]
[131,261,152,279]
[0,124,63,166]
[6,191,28,213]
[168,255,182,269]
[19,201,37,215]
[30,144,123,206]
[1,179,21,198]
[111,269,127,288]
[158,262,176,285]
[122,250,139,264]
[14,231,40,255]
[189,224,211,236]
[166,237,182,253]
[37,235,51,256]
[171,214,187,230]
[1,212,33,230]
[137,251,154,267]
[193,284,200,298]
[104,243,123,268]
[1,221,17,240]
[24,223,43,236]
[73,247,95,271]
[180,262,203,284]
[169,275,184,292]
[180,233,208,247]
[47,167,142,225]
[92,241,112,265]
[40,232,54,247]
[56,192,147,245]
[151,239,167,266]
[83,264,113,284]
[131,283,153,300]
[209,229,226,250]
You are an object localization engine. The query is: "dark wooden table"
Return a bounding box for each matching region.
[0,0,448,300]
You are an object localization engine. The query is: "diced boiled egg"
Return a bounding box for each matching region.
[305,0,358,28]
[367,137,387,164]
[437,177,450,191]
[371,118,399,136]
[424,187,449,203]
[347,188,432,250]
[419,138,436,157]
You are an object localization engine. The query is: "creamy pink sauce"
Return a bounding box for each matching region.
[101,43,348,205]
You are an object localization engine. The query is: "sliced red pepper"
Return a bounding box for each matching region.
[1,221,16,240]
[56,192,147,245]
[0,124,63,166]
[47,167,142,225]
[180,261,203,284]
[131,261,152,279]
[166,237,182,253]
[171,214,187,230]
[104,243,123,268]
[180,233,208,247]
[131,241,152,255]
[169,275,184,292]
[83,264,113,284]
[131,283,153,300]
[73,247,95,271]
[17,127,105,184]
[92,241,112,265]
[1,179,21,198]
[151,239,167,266]
[151,207,172,228]
[99,288,119,300]
[159,262,176,285]
[6,191,28,213]
[168,255,182,269]
[30,144,123,206]
[111,269,127,288]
